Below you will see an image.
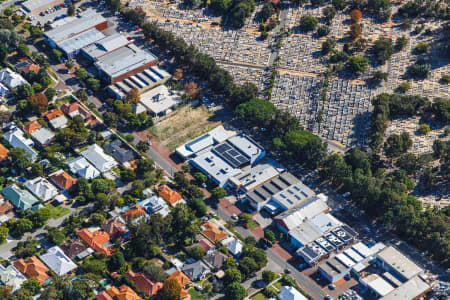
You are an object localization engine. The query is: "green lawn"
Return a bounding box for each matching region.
[273,280,283,290]
[247,219,258,230]
[188,288,206,300]
[251,293,268,300]
[45,204,71,219]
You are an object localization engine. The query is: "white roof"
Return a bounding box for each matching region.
[31,127,55,146]
[361,274,395,297]
[289,221,323,246]
[226,134,264,164]
[24,177,58,202]
[271,181,315,211]
[228,162,281,192]
[3,127,37,160]
[0,68,28,89]
[343,248,364,263]
[138,196,170,217]
[49,115,68,129]
[351,242,372,258]
[67,156,100,179]
[0,83,9,96]
[22,0,59,12]
[40,246,77,275]
[335,253,356,268]
[277,286,307,300]
[81,144,118,173]
[222,237,243,256]
[377,246,423,280]
[58,28,105,56]
[0,264,26,293]
[191,150,241,187]
[382,275,430,300]
[82,33,130,60]
[176,126,230,159]
[276,196,329,231]
[139,85,181,115]
[309,213,341,234]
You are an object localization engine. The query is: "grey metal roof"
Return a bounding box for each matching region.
[44,10,105,43]
[82,33,130,60]
[104,139,135,164]
[94,45,157,79]
[58,28,105,56]
[247,172,300,204]
[22,0,60,12]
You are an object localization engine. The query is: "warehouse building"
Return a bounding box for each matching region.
[58,28,106,58]
[44,10,107,48]
[94,44,158,84]
[176,126,230,160]
[22,0,62,15]
[81,33,131,61]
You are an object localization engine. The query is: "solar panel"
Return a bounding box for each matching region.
[228,149,239,156]
[213,142,250,168]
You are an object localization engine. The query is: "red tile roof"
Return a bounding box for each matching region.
[0,143,9,161]
[50,170,77,190]
[101,217,128,238]
[107,284,142,300]
[122,205,146,223]
[23,120,42,134]
[126,271,163,296]
[14,256,49,285]
[77,228,113,256]
[97,291,113,300]
[202,222,227,242]
[159,185,183,206]
[43,108,64,121]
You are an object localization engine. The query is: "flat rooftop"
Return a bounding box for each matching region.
[82,33,130,59]
[377,246,423,281]
[176,126,230,159]
[247,172,299,204]
[95,44,157,79]
[22,0,60,12]
[271,181,315,210]
[58,28,105,55]
[382,275,430,300]
[229,162,281,192]
[140,85,180,114]
[45,9,106,43]
[191,150,241,186]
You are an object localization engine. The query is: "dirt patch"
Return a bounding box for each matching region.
[149,106,221,151]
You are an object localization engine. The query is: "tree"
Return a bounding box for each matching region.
[432,140,446,158]
[260,2,274,22]
[89,213,106,225]
[144,263,169,282]
[211,187,227,199]
[194,172,207,184]
[300,15,319,32]
[317,25,330,37]
[418,123,430,134]
[422,168,435,190]
[431,98,450,123]
[408,61,430,78]
[29,93,48,113]
[184,81,200,99]
[45,227,66,245]
[322,38,336,54]
[0,225,8,244]
[264,230,276,243]
[225,282,247,300]
[162,278,181,300]
[16,84,33,99]
[262,270,276,284]
[136,141,149,153]
[371,71,388,84]
[395,36,408,51]
[109,252,125,270]
[104,112,118,128]
[17,43,29,57]
[22,279,40,295]
[126,87,140,104]
[86,78,100,92]
[350,9,362,22]
[384,132,412,158]
[74,68,88,81]
[44,87,56,100]
[173,68,183,81]
[397,81,410,93]
[346,56,368,73]
[68,4,75,16]
[235,98,277,128]
[52,49,62,62]
[349,23,362,40]
[188,245,206,260]
[373,38,394,64]
[415,42,428,54]
[332,0,346,10]
[224,267,242,285]
[323,6,337,21]
[9,148,31,173]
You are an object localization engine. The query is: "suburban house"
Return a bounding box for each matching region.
[13,256,50,285]
[0,199,13,216]
[106,284,142,300]
[277,286,307,300]
[0,68,28,89]
[138,196,170,217]
[159,185,185,207]
[201,222,228,243]
[39,246,77,276]
[1,184,39,210]
[23,120,42,134]
[43,108,68,129]
[125,270,163,297]
[81,144,118,173]
[61,102,92,120]
[204,250,227,270]
[31,127,55,147]
[168,270,191,300]
[24,177,59,202]
[49,169,77,191]
[0,264,26,293]
[196,238,215,254]
[104,139,136,164]
[77,227,113,256]
[222,236,244,257]
[61,239,89,259]
[67,156,100,180]
[0,143,9,162]
[3,126,38,161]
[97,291,113,300]
[182,260,211,281]
[102,217,129,240]
[121,205,148,224]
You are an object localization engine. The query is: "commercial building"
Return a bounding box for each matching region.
[94,44,158,84]
[21,0,62,15]
[58,28,106,58]
[135,85,181,117]
[81,33,131,61]
[244,172,315,213]
[108,66,171,100]
[44,10,107,47]
[227,160,284,194]
[190,134,265,187]
[176,126,230,160]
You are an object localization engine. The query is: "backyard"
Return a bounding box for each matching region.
[45,204,71,219]
[149,105,222,150]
